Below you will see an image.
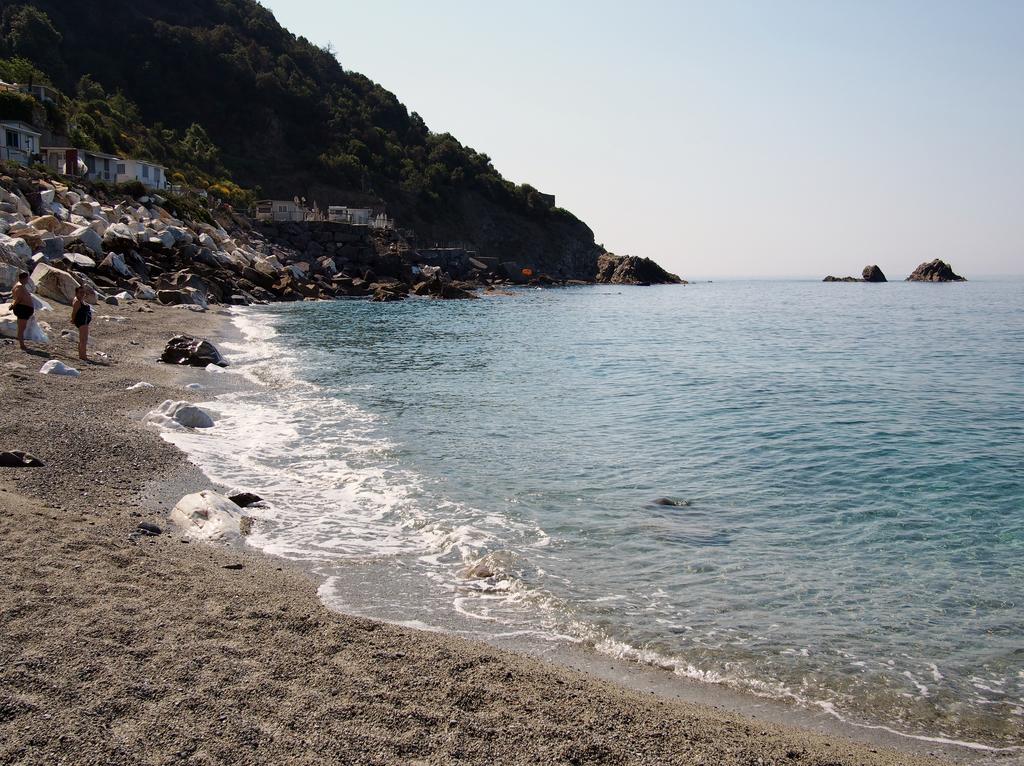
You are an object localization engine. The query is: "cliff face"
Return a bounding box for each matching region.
[9,0,660,279]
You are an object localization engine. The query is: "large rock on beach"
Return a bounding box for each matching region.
[30,263,80,304]
[39,359,80,377]
[862,265,887,282]
[160,335,227,367]
[0,450,45,467]
[906,259,966,282]
[170,490,248,542]
[143,400,215,429]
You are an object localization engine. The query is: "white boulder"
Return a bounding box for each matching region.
[104,223,137,245]
[169,490,247,542]
[126,381,155,391]
[71,201,100,219]
[39,360,79,377]
[63,253,96,270]
[66,226,103,257]
[0,235,32,262]
[143,399,215,430]
[30,263,80,305]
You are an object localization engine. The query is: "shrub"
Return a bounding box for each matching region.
[0,90,34,122]
[115,180,146,199]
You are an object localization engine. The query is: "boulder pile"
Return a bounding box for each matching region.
[0,171,429,307]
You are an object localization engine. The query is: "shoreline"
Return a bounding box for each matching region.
[0,300,996,765]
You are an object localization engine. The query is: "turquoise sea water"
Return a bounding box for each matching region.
[170,280,1024,750]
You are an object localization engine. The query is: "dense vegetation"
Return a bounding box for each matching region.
[0,0,602,273]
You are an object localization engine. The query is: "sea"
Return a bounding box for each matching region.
[165,279,1024,754]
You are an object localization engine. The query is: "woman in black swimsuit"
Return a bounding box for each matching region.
[10,271,34,351]
[71,285,93,361]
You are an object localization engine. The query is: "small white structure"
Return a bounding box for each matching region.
[370,213,394,230]
[256,199,306,222]
[116,158,166,189]
[328,206,372,225]
[41,146,120,182]
[1,121,41,166]
[24,83,58,104]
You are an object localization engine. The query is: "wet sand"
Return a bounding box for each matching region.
[0,301,956,765]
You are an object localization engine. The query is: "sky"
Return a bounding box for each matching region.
[260,0,1023,279]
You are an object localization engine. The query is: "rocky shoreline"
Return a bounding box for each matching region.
[0,302,958,765]
[1,167,683,324]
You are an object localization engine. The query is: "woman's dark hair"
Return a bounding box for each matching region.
[18,271,29,280]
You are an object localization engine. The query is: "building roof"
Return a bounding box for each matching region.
[42,146,121,161]
[128,157,166,170]
[0,120,42,136]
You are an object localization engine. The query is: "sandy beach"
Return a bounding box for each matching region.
[0,302,959,765]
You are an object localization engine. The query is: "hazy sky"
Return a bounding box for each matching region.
[261,0,1023,278]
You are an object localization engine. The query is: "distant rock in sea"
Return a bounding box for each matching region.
[822,275,860,282]
[862,265,887,282]
[906,259,966,282]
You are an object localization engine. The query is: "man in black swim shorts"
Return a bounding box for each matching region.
[10,271,34,351]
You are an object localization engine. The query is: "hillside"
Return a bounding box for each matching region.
[0,0,643,280]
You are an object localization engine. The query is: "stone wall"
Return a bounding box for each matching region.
[255,221,377,265]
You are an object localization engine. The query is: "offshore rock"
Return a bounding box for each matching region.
[862,265,887,282]
[160,335,227,367]
[823,275,860,283]
[596,253,684,285]
[906,259,966,282]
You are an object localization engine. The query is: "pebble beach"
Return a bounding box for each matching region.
[0,302,963,765]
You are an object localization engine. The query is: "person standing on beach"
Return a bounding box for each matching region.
[10,271,34,352]
[71,285,93,361]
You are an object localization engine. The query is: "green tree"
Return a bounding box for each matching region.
[1,6,62,79]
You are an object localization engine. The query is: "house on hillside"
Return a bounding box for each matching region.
[41,146,120,182]
[23,83,58,105]
[328,206,372,225]
[1,121,41,165]
[116,157,167,189]
[255,199,307,222]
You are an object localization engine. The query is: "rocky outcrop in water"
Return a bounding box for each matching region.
[595,254,684,285]
[906,259,966,282]
[862,265,887,282]
[822,275,860,283]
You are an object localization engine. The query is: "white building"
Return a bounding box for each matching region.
[116,158,166,189]
[41,146,120,183]
[1,121,41,166]
[255,199,307,222]
[328,206,372,225]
